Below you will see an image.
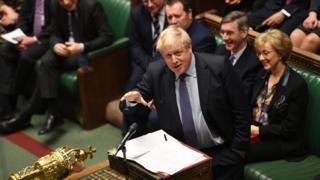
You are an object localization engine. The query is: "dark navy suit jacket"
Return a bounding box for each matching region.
[215,44,262,98]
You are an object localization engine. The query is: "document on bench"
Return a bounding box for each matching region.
[116,130,207,175]
[1,28,26,44]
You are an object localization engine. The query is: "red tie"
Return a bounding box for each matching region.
[285,0,292,5]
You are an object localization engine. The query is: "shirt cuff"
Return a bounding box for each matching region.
[126,101,137,107]
[281,9,291,17]
[80,43,84,52]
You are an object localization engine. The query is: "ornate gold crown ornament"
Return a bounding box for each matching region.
[9,146,96,180]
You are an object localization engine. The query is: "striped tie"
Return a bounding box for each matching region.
[229,55,235,66]
[152,14,160,57]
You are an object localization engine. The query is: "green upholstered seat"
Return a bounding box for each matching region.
[244,66,320,180]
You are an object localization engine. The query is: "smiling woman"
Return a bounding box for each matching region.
[246,29,309,163]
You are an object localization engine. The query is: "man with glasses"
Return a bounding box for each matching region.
[215,11,261,98]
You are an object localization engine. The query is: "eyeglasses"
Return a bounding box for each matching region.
[219,30,235,37]
[256,50,273,58]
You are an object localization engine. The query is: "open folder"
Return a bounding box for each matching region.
[115,130,210,175]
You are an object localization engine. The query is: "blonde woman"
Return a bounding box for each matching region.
[247,29,309,162]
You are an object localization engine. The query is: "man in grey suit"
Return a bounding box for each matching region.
[120,26,251,180]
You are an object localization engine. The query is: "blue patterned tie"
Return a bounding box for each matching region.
[33,0,44,35]
[179,74,198,147]
[152,14,160,57]
[229,54,235,65]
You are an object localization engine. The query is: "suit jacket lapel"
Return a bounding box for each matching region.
[251,71,268,106]
[195,54,210,117]
[268,67,290,120]
[143,9,153,50]
[234,46,249,74]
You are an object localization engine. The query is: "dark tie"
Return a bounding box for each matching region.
[179,74,199,147]
[152,14,160,57]
[229,54,235,65]
[68,11,80,42]
[33,0,44,35]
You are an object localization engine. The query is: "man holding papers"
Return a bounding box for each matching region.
[0,0,52,120]
[120,26,251,180]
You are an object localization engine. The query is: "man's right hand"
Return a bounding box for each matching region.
[53,43,70,57]
[120,91,149,107]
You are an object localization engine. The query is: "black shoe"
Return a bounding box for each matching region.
[38,114,64,135]
[0,110,14,121]
[0,116,31,134]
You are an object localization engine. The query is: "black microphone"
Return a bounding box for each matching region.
[115,122,138,156]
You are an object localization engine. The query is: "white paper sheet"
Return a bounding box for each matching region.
[116,130,207,175]
[1,28,26,44]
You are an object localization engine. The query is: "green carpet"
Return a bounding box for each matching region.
[0,114,122,179]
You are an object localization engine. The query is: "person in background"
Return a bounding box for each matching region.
[0,0,52,121]
[0,0,113,135]
[247,29,309,162]
[126,0,166,91]
[248,0,309,34]
[166,0,216,53]
[215,11,261,98]
[290,0,320,53]
[120,26,251,180]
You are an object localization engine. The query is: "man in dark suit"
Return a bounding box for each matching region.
[0,0,52,120]
[165,0,216,53]
[215,11,261,98]
[120,26,251,180]
[126,0,166,91]
[0,0,113,135]
[248,0,310,34]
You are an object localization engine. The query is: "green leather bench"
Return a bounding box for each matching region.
[57,0,131,129]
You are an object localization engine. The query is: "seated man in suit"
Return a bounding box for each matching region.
[0,0,113,135]
[165,0,216,53]
[120,26,251,180]
[126,0,166,91]
[215,11,261,98]
[0,0,52,120]
[248,0,309,34]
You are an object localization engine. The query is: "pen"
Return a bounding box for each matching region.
[164,134,167,141]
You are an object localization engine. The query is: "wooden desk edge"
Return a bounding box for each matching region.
[65,160,109,180]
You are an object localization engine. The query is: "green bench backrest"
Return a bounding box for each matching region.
[293,66,320,156]
[99,0,130,41]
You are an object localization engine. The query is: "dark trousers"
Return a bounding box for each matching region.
[0,42,48,114]
[202,145,244,180]
[246,141,284,163]
[12,42,49,95]
[37,50,80,99]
